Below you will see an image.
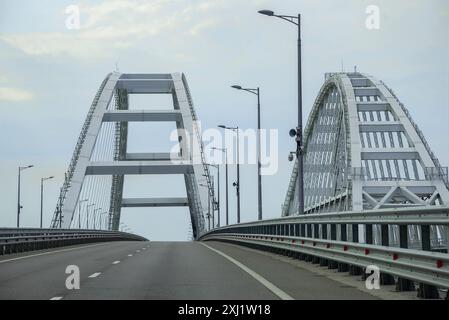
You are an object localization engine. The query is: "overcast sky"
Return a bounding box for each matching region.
[0,0,448,240]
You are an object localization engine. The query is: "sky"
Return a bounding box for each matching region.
[0,0,448,241]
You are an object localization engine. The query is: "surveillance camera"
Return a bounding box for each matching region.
[288,154,294,162]
[289,129,297,137]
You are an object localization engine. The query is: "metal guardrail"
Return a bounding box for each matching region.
[200,206,449,296]
[0,228,147,256]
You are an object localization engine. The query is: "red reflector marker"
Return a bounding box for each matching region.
[301,240,305,245]
[364,249,370,255]
[436,260,444,268]
[343,245,348,251]
[292,240,296,244]
[393,253,399,261]
[326,243,331,248]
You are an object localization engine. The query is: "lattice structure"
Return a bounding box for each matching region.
[282,72,449,248]
[51,73,211,239]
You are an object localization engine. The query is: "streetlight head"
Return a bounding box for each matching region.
[218,125,226,129]
[49,176,55,179]
[231,85,242,90]
[258,9,274,16]
[28,165,34,168]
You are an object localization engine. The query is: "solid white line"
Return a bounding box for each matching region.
[0,243,108,265]
[112,261,120,264]
[88,272,101,278]
[50,296,63,300]
[201,243,294,300]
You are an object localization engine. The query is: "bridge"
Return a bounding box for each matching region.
[1,72,448,300]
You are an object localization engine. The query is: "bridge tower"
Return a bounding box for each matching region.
[50,73,213,239]
[282,72,449,246]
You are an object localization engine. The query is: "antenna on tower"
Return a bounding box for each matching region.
[115,62,120,73]
[354,65,357,73]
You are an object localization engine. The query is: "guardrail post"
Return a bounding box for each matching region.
[418,225,440,299]
[349,224,363,275]
[328,224,338,269]
[338,224,349,272]
[396,225,415,292]
[320,224,328,266]
[365,224,373,244]
[379,225,395,285]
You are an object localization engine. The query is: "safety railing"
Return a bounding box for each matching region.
[200,206,449,298]
[0,228,147,256]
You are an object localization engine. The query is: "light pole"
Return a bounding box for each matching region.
[93,208,102,230]
[40,176,54,228]
[218,125,240,223]
[231,85,263,220]
[86,203,95,229]
[17,165,34,228]
[199,183,211,230]
[212,147,229,226]
[258,9,304,215]
[78,199,88,229]
[99,212,107,230]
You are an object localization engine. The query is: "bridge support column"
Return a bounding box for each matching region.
[418,225,440,299]
[396,225,416,292]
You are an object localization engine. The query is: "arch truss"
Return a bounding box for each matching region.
[50,73,213,239]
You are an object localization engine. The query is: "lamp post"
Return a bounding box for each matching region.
[258,9,304,215]
[93,208,102,230]
[40,176,54,228]
[231,85,263,220]
[212,147,229,226]
[78,199,88,229]
[218,125,240,223]
[17,165,34,228]
[86,203,95,229]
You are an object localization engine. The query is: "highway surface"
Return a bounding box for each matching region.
[0,241,377,300]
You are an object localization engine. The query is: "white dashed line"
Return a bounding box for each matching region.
[136,250,141,253]
[128,254,133,257]
[88,272,101,278]
[142,248,146,250]
[112,261,120,265]
[201,243,294,300]
[50,296,63,300]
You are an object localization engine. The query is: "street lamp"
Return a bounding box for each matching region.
[40,176,54,228]
[231,85,263,220]
[218,125,241,223]
[258,9,304,215]
[93,208,102,230]
[212,147,229,226]
[86,203,95,229]
[17,165,34,228]
[78,199,88,229]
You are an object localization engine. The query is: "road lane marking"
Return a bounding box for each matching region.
[0,243,109,265]
[112,261,120,264]
[142,248,146,250]
[136,250,141,253]
[88,272,101,278]
[50,296,63,300]
[201,243,294,300]
[128,254,133,257]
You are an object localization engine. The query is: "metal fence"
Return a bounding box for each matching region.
[0,228,147,256]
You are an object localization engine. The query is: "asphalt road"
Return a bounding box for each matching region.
[0,241,377,300]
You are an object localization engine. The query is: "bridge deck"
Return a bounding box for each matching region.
[0,241,380,300]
